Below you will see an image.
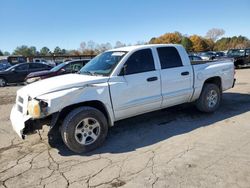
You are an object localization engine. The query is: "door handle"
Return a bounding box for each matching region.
[181,71,189,76]
[147,77,158,82]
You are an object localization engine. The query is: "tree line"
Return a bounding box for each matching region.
[149,29,250,52]
[1,28,250,57]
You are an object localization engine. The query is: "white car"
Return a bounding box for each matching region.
[199,52,216,60]
[10,44,235,153]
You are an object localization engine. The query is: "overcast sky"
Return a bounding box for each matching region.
[1,0,250,52]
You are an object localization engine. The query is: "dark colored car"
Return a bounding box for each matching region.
[189,55,202,61]
[215,51,226,57]
[25,59,90,83]
[0,62,12,71]
[227,49,250,68]
[0,63,52,87]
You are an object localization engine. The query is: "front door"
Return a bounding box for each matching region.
[109,49,162,120]
[10,64,29,83]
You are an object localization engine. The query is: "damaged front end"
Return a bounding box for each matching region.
[22,115,56,137]
[10,94,56,139]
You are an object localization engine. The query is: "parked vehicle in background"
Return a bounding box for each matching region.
[25,59,90,83]
[227,49,250,68]
[215,51,226,57]
[10,44,235,153]
[199,52,216,60]
[189,55,202,61]
[214,51,226,59]
[0,62,12,71]
[7,56,27,64]
[33,58,56,67]
[0,63,52,87]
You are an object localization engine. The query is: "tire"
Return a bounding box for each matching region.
[235,65,240,69]
[0,77,7,87]
[195,83,221,113]
[61,106,108,153]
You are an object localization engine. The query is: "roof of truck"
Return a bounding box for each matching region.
[108,44,182,52]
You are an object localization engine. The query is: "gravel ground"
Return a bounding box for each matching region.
[0,69,250,188]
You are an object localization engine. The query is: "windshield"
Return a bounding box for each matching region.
[227,49,245,57]
[80,51,127,76]
[50,62,67,72]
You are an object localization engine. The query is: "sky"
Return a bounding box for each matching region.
[0,0,250,53]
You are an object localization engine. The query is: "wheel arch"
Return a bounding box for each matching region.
[0,76,7,86]
[54,100,113,129]
[203,76,222,92]
[234,59,244,68]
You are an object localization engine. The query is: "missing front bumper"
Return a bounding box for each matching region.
[10,105,54,139]
[10,105,26,139]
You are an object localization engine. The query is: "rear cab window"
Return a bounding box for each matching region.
[157,47,183,69]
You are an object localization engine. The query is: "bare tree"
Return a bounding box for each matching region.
[114,41,126,48]
[135,41,146,45]
[205,28,225,41]
[79,42,86,53]
[87,40,96,51]
[96,43,112,53]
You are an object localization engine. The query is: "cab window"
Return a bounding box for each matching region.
[123,49,155,75]
[157,47,183,69]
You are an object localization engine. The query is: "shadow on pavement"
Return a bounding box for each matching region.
[48,92,250,156]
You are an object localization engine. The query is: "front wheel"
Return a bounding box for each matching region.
[0,78,7,87]
[195,83,221,113]
[61,107,108,153]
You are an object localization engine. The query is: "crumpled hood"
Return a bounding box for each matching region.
[17,74,109,98]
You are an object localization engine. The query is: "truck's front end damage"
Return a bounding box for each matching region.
[9,74,112,139]
[10,93,51,139]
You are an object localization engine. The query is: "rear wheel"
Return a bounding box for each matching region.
[196,83,221,113]
[0,78,6,87]
[61,106,108,153]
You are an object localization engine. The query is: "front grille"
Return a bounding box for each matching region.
[17,105,23,113]
[18,96,24,104]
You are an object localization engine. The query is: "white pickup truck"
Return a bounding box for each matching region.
[10,44,235,153]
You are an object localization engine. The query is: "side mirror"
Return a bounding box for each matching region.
[119,65,127,76]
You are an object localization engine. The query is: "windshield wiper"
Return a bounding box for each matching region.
[81,71,98,76]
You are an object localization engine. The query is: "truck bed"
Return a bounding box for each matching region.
[191,58,232,65]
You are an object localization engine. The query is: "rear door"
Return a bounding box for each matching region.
[109,49,162,120]
[28,63,49,73]
[157,47,193,107]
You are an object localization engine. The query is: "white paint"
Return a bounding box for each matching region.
[10,44,235,138]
